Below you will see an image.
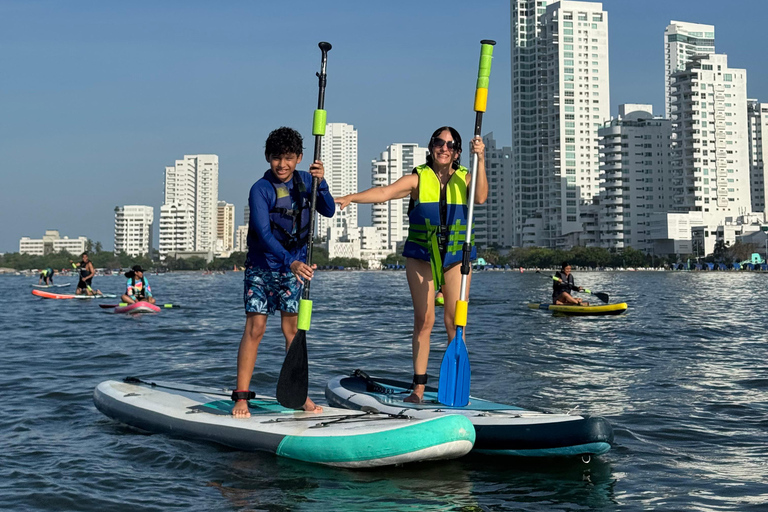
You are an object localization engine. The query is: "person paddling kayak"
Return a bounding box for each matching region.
[553,262,588,306]
[233,127,335,418]
[121,265,155,305]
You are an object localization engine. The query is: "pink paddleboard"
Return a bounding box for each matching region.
[114,301,161,314]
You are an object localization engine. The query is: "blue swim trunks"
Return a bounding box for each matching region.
[243,267,303,315]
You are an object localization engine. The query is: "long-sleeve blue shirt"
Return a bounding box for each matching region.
[245,170,335,271]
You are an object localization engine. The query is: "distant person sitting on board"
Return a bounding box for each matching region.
[72,252,101,296]
[553,262,588,306]
[38,267,54,286]
[233,127,335,418]
[122,265,155,305]
[335,126,487,403]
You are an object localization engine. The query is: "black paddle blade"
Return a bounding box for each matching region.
[594,292,610,304]
[276,330,308,409]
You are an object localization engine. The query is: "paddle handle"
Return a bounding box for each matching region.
[458,40,495,306]
[302,41,331,302]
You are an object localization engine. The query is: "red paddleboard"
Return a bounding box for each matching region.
[32,289,115,300]
[114,301,161,314]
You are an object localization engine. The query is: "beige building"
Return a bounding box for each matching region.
[19,230,88,256]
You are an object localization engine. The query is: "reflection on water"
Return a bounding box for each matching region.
[1,271,767,511]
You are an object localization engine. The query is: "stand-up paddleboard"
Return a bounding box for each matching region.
[32,289,117,299]
[527,302,628,316]
[326,370,613,458]
[94,377,475,468]
[32,283,72,288]
[114,301,161,314]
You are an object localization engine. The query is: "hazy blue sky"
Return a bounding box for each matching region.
[2,0,767,252]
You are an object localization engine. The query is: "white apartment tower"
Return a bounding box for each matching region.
[593,105,673,251]
[474,133,514,248]
[216,201,235,255]
[159,154,219,257]
[371,143,429,250]
[669,54,751,225]
[114,205,154,257]
[318,123,358,240]
[511,0,610,248]
[664,21,715,118]
[747,100,768,213]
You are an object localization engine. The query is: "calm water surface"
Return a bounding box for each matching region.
[1,271,766,511]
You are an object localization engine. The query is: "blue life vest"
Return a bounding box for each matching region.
[269,172,310,251]
[403,164,476,288]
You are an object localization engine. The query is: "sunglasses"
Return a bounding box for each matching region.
[431,138,459,150]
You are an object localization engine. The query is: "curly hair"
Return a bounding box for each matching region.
[264,127,304,161]
[425,126,462,170]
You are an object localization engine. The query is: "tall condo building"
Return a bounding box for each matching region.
[588,105,672,251]
[216,201,235,256]
[371,143,429,250]
[114,205,154,257]
[511,0,610,248]
[318,123,358,241]
[158,154,219,257]
[474,133,514,248]
[664,21,715,118]
[669,54,750,225]
[747,100,768,213]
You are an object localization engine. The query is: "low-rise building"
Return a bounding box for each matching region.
[19,230,88,256]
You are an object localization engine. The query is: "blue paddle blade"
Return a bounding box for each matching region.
[438,326,471,407]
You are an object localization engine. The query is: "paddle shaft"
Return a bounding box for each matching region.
[302,41,331,301]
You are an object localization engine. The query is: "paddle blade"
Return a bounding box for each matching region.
[438,327,471,407]
[99,304,117,309]
[276,330,309,409]
[594,292,610,304]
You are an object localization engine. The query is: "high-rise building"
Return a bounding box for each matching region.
[669,54,751,225]
[159,154,219,258]
[748,100,768,213]
[474,133,514,248]
[235,225,248,253]
[370,143,429,250]
[216,201,235,256]
[318,123,358,240]
[589,105,672,251]
[664,21,715,118]
[114,205,154,257]
[511,0,610,248]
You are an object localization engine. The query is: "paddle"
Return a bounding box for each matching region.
[535,270,610,304]
[438,40,495,407]
[276,41,332,410]
[100,303,179,309]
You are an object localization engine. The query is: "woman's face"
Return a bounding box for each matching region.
[430,129,459,168]
[563,265,572,275]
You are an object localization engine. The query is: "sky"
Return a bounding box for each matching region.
[2,0,767,253]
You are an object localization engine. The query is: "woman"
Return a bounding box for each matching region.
[552,262,588,306]
[336,126,487,402]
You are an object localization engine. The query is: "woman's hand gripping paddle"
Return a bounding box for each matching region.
[438,40,495,407]
[276,42,331,410]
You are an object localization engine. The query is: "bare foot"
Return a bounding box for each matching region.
[303,397,323,413]
[232,400,251,418]
[404,384,425,404]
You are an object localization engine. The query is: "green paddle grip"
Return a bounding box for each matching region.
[163,303,173,308]
[474,40,496,112]
[297,299,312,331]
[312,109,326,136]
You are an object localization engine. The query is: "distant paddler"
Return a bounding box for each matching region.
[552,262,588,306]
[72,252,101,296]
[121,265,155,305]
[38,267,55,286]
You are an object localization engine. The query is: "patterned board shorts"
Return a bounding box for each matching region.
[243,267,303,315]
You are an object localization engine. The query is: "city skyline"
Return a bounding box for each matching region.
[3,0,768,252]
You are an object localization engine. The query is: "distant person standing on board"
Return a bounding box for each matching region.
[72,252,101,296]
[553,262,587,306]
[232,127,335,418]
[121,265,155,305]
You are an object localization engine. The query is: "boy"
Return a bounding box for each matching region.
[232,127,335,418]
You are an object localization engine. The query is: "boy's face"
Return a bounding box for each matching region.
[268,152,303,183]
